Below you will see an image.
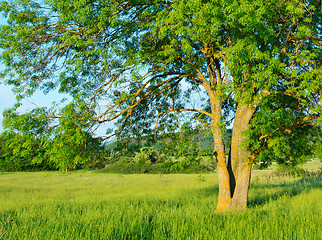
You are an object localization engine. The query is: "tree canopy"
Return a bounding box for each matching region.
[0,0,321,211]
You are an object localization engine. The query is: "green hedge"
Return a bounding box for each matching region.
[98,160,211,174]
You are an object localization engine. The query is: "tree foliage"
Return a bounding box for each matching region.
[0,0,319,133]
[0,132,51,171]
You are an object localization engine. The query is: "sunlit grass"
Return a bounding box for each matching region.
[301,159,321,171]
[0,171,321,239]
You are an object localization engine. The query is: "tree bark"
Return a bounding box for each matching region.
[208,89,232,212]
[215,104,256,212]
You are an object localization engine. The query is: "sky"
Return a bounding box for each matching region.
[0,84,110,136]
[0,84,71,131]
[0,15,9,131]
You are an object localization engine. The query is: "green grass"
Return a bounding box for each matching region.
[0,171,321,239]
[301,159,322,171]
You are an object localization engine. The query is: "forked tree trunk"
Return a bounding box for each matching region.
[214,104,256,213]
[204,53,257,212]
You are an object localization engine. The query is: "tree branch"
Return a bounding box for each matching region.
[152,108,212,119]
[259,113,319,140]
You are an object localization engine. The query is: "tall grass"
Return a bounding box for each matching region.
[0,171,321,239]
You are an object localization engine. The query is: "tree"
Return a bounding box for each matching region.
[0,131,52,171]
[0,108,52,171]
[0,0,321,212]
[1,101,103,171]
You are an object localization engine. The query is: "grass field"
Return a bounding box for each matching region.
[0,167,321,239]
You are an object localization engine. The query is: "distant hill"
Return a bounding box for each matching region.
[104,129,233,153]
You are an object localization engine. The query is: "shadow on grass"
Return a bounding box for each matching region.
[188,174,321,208]
[248,176,321,208]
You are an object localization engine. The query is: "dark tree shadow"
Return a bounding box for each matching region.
[189,173,321,208]
[248,175,322,208]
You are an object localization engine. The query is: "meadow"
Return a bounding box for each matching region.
[0,166,321,239]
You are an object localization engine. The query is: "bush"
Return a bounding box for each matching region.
[98,162,169,174]
[275,165,306,176]
[198,149,212,156]
[134,147,161,164]
[99,157,211,174]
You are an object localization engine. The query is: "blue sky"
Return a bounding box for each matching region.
[0,84,109,136]
[0,15,8,131]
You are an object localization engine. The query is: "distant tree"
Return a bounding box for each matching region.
[0,132,51,171]
[44,101,103,171]
[1,100,102,171]
[0,0,321,212]
[0,108,52,171]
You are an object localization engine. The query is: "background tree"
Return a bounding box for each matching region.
[0,108,52,171]
[1,100,103,171]
[44,100,103,171]
[0,0,321,212]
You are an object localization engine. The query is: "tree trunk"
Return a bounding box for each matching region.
[208,89,233,212]
[203,48,257,212]
[215,104,256,213]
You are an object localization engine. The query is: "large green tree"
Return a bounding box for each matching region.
[0,0,321,212]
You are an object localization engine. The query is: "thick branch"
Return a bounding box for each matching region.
[152,108,213,119]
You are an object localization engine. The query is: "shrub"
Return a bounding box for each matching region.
[99,158,211,174]
[275,165,306,176]
[134,147,158,164]
[198,149,212,156]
